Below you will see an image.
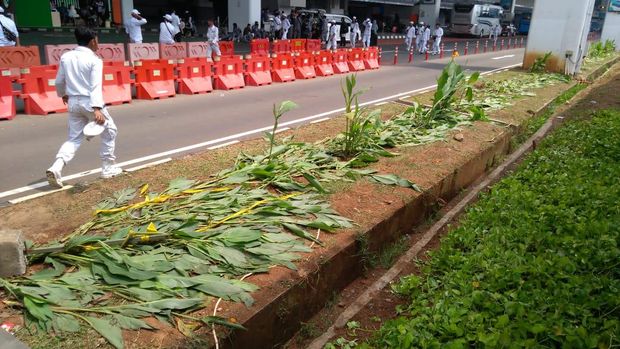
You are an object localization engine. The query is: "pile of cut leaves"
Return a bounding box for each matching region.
[1,62,569,348]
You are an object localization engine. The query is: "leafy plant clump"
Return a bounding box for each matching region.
[530,51,552,73]
[365,110,620,348]
[588,39,617,59]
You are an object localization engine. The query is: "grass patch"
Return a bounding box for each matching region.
[364,109,620,348]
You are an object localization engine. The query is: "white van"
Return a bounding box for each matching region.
[297,9,353,42]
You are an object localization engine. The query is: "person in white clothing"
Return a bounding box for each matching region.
[170,10,181,32]
[362,18,372,48]
[325,20,338,50]
[126,9,147,44]
[350,17,359,48]
[273,12,282,39]
[281,14,291,39]
[432,23,443,55]
[421,25,431,53]
[159,14,179,44]
[490,24,501,46]
[206,19,221,60]
[415,22,424,53]
[405,22,415,52]
[47,27,122,188]
[0,7,19,47]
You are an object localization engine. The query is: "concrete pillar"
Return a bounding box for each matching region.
[602,11,620,50]
[523,0,596,75]
[228,0,261,32]
[419,0,441,26]
[120,0,134,25]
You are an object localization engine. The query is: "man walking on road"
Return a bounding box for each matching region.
[47,27,122,188]
[421,24,431,53]
[281,14,291,39]
[362,18,372,48]
[432,23,443,55]
[405,22,415,52]
[206,19,221,61]
[0,7,19,47]
[350,17,359,48]
[125,9,147,44]
[325,20,337,50]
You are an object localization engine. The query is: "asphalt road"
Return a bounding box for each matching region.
[0,47,525,203]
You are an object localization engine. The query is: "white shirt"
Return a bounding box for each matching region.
[351,22,359,35]
[406,26,415,39]
[434,27,444,38]
[282,18,291,30]
[55,46,104,109]
[494,25,502,35]
[274,16,282,30]
[363,20,372,36]
[423,27,431,41]
[0,14,18,47]
[329,23,337,39]
[127,17,147,43]
[207,25,219,43]
[171,13,180,30]
[159,21,178,44]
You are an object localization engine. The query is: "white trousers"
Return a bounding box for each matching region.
[326,37,337,50]
[207,42,221,59]
[362,35,370,48]
[351,33,357,48]
[282,28,288,39]
[433,37,441,53]
[420,39,428,53]
[55,96,117,164]
[405,37,413,51]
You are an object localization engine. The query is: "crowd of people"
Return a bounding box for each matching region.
[51,0,108,27]
[124,8,196,45]
[404,22,444,55]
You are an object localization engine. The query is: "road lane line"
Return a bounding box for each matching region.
[207,140,240,150]
[310,117,330,124]
[492,54,516,60]
[374,102,388,106]
[0,62,522,201]
[126,158,173,172]
[8,186,74,205]
[274,127,290,134]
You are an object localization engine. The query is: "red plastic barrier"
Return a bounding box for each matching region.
[290,39,307,53]
[364,47,379,70]
[306,39,321,53]
[250,39,270,56]
[187,42,209,58]
[128,43,160,62]
[133,59,176,99]
[271,54,295,83]
[213,57,245,90]
[314,51,334,76]
[332,50,349,74]
[176,57,213,94]
[0,73,16,120]
[347,49,365,72]
[219,41,235,57]
[102,62,132,105]
[18,65,67,115]
[44,44,75,65]
[97,44,126,62]
[244,55,272,86]
[160,43,187,60]
[271,40,291,54]
[293,52,316,79]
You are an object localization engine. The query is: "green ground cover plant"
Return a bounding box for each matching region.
[1,63,569,348]
[363,110,620,348]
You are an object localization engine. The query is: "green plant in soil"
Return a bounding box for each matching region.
[363,110,620,348]
[1,63,570,349]
[267,100,297,161]
[530,51,553,73]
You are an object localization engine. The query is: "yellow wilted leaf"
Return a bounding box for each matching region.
[182,189,205,194]
[139,183,149,196]
[146,222,157,233]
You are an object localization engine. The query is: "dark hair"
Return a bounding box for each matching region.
[74,26,97,46]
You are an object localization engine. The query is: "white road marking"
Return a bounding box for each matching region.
[207,140,240,150]
[310,117,330,124]
[374,102,388,106]
[492,54,516,60]
[274,127,290,134]
[0,62,522,202]
[126,158,172,172]
[400,95,412,99]
[8,186,74,205]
